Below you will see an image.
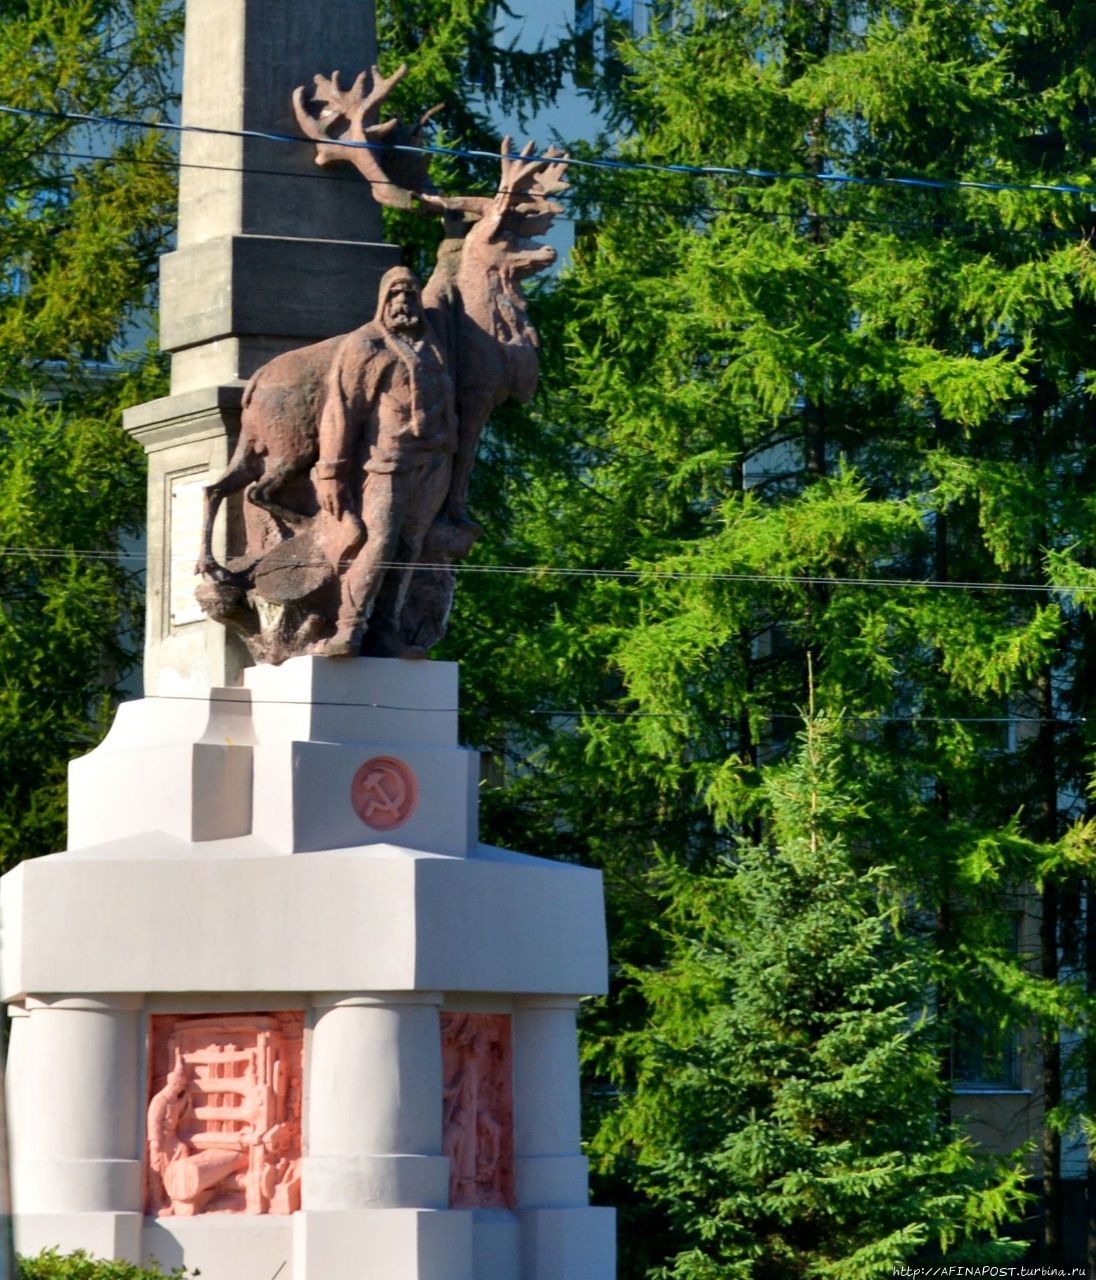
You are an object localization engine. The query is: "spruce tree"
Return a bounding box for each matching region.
[593,713,1028,1277]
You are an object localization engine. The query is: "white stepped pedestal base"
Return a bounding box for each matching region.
[294,1210,474,1280]
[15,1214,142,1266]
[3,658,615,1280]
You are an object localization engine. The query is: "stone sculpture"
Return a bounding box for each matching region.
[145,1013,304,1216]
[196,63,568,662]
[440,1012,515,1209]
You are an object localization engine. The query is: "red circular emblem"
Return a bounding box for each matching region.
[351,756,419,831]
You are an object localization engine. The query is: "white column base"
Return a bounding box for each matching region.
[292,1209,473,1280]
[515,1155,590,1208]
[518,1207,616,1280]
[142,1215,292,1280]
[15,1212,141,1264]
[16,1159,141,1213]
[472,1210,520,1280]
[300,1154,451,1210]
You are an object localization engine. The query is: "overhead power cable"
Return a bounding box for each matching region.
[0,544,1092,597]
[0,686,1079,726]
[34,146,1096,243]
[4,688,1076,727]
[4,101,1096,202]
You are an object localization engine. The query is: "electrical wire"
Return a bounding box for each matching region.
[2,126,1091,743]
[4,101,1096,203]
[0,544,1093,596]
[0,685,1077,726]
[4,114,1093,724]
[32,147,1096,244]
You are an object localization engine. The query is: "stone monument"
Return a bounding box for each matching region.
[0,4,614,1279]
[194,62,567,662]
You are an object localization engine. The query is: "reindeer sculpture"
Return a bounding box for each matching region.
[196,63,568,663]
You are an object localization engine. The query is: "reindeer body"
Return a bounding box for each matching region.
[196,336,342,578]
[425,229,552,519]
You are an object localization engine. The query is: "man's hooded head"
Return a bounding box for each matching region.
[374,265,424,335]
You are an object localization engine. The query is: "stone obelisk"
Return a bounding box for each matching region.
[123,0,398,695]
[2,3,615,1278]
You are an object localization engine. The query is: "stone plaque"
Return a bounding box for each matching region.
[441,1012,515,1209]
[169,475,207,628]
[146,1012,304,1216]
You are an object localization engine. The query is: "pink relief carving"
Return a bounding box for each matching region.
[351,755,419,830]
[441,1012,515,1210]
[146,1012,303,1217]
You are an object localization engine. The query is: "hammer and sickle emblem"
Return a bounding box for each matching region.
[359,766,406,821]
[351,756,419,830]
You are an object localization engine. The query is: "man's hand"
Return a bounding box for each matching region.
[316,475,348,519]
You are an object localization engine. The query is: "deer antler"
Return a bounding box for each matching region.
[530,147,570,200]
[483,138,570,240]
[292,63,437,211]
[292,68,569,235]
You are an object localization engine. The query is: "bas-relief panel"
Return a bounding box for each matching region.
[441,1011,515,1210]
[146,1012,303,1217]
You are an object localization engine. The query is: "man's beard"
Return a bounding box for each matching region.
[387,307,420,332]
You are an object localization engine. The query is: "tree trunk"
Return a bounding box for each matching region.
[1037,664,1062,1260]
[1086,880,1096,1273]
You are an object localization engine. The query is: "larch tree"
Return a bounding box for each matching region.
[0,0,183,866]
[438,0,1096,1269]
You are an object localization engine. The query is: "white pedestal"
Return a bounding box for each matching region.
[3,658,614,1279]
[293,1209,474,1280]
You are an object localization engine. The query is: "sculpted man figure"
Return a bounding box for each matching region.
[314,266,457,656]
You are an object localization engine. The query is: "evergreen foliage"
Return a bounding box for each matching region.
[19,1249,190,1280]
[0,1,183,865]
[374,0,584,275]
[432,0,1096,1268]
[593,714,1028,1277]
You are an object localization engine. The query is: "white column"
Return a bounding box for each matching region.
[513,999,615,1279]
[6,1004,28,1177]
[512,997,590,1207]
[304,991,451,1209]
[15,995,142,1213]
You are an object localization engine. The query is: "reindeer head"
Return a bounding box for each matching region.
[469,137,569,281]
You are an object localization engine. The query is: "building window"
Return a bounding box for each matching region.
[953,1018,1021,1092]
[575,0,642,88]
[575,0,597,87]
[952,914,1022,1092]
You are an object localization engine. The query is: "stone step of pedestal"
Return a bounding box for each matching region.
[245,655,460,746]
[0,846,607,1000]
[66,658,476,855]
[293,1209,474,1280]
[15,1214,142,1267]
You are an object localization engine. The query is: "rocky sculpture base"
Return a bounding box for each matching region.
[2,658,615,1280]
